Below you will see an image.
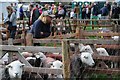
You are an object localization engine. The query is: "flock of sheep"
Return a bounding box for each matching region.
[0,40,119,80]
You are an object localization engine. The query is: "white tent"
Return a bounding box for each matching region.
[0,0,19,24]
[73,0,106,2]
[40,0,54,2]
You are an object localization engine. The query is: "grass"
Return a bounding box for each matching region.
[89,74,120,80]
[39,43,61,47]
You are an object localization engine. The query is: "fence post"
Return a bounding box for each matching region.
[0,31,3,80]
[26,33,33,46]
[8,38,13,63]
[62,40,70,80]
[0,31,2,54]
[6,29,10,40]
[21,32,26,46]
[76,26,83,39]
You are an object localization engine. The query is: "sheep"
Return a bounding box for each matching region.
[49,60,63,79]
[106,48,119,68]
[96,48,109,56]
[25,56,42,67]
[70,43,94,54]
[70,52,95,79]
[25,52,55,80]
[22,55,44,80]
[34,52,55,68]
[2,60,25,80]
[95,47,110,68]
[96,47,118,68]
[79,45,94,54]
[111,36,119,41]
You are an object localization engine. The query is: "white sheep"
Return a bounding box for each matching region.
[70,43,94,54]
[112,36,119,41]
[79,45,94,54]
[49,60,63,78]
[80,52,95,66]
[96,48,109,56]
[2,60,25,80]
[70,52,95,79]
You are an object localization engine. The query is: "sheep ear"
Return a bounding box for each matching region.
[6,65,11,68]
[20,64,25,68]
[21,64,25,66]
[79,44,84,49]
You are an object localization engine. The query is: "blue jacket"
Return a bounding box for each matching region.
[100,6,109,16]
[30,19,51,38]
[19,7,24,17]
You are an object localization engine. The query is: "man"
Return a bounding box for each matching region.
[111,2,120,24]
[100,4,109,19]
[30,4,40,25]
[29,11,55,39]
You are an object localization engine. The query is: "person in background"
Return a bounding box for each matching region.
[43,4,49,11]
[100,3,109,19]
[11,3,17,14]
[19,4,24,20]
[29,4,40,25]
[29,11,54,39]
[5,6,17,39]
[53,6,58,19]
[47,6,52,14]
[81,4,86,19]
[33,4,40,21]
[111,2,120,24]
[63,5,67,19]
[58,5,64,19]
[58,3,62,11]
[14,3,17,14]
[92,2,99,19]
[39,6,42,15]
[86,4,92,19]
[70,9,74,19]
[29,4,34,25]
[74,4,80,19]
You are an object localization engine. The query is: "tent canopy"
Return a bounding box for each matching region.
[73,0,106,2]
[0,0,19,2]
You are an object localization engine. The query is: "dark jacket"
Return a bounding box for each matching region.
[30,19,51,38]
[32,8,40,24]
[19,6,24,20]
[100,6,109,16]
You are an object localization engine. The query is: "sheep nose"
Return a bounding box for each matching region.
[15,73,18,76]
[92,63,95,65]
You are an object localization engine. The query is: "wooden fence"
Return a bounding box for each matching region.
[1,19,120,40]
[0,19,120,79]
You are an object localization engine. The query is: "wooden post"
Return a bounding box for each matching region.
[8,38,13,63]
[62,40,70,80]
[75,26,83,39]
[0,31,3,80]
[5,25,10,39]
[21,33,25,46]
[26,33,33,46]
[0,31,2,45]
[15,52,32,67]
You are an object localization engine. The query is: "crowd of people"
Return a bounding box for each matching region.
[3,2,120,39]
[71,2,120,20]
